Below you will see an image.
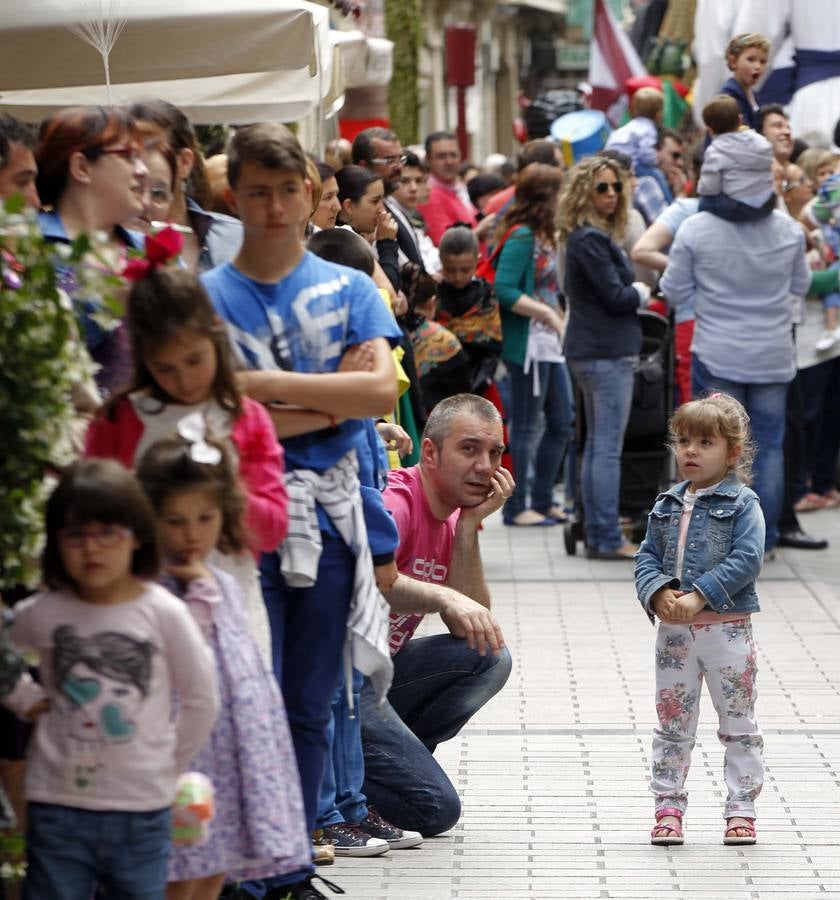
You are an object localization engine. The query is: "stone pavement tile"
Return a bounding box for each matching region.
[336,511,840,899]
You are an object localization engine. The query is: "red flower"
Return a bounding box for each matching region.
[123,226,184,281]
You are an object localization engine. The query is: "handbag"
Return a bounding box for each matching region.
[475,225,521,285]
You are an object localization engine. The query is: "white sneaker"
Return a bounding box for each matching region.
[815,329,840,351]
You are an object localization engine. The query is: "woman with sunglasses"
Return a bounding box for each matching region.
[36,106,149,398]
[493,164,572,527]
[560,156,651,559]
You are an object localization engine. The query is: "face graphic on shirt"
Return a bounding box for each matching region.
[52,625,154,745]
[60,660,145,743]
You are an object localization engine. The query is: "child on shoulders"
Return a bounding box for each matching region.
[698,95,775,217]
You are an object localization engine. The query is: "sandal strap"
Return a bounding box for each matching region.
[725,818,756,836]
[655,807,683,821]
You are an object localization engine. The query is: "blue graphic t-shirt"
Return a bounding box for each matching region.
[202,252,402,475]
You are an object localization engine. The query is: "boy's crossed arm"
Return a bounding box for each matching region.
[238,338,397,438]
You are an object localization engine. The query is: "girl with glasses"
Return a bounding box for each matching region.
[3,458,218,900]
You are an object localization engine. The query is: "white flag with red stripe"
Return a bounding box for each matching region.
[588,0,647,120]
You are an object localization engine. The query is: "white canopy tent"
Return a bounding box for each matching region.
[0,2,335,125]
[0,11,393,128]
[0,0,325,90]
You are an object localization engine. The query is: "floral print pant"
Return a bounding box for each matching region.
[650,619,763,819]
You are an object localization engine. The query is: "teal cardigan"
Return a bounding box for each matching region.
[493,225,535,366]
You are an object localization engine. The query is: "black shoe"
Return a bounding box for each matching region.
[268,875,346,899]
[777,529,829,550]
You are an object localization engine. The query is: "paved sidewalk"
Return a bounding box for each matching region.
[331,505,840,899]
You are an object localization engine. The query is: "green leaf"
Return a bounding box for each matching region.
[3,194,25,214]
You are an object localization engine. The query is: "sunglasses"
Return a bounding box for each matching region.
[594,181,623,194]
[781,175,810,193]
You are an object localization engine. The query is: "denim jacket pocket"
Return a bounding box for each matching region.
[648,509,672,548]
[707,506,736,561]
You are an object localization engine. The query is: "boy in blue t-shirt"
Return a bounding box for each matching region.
[201,123,402,895]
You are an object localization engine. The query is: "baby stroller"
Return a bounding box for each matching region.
[563,309,674,555]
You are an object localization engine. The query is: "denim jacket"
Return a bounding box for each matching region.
[635,474,765,623]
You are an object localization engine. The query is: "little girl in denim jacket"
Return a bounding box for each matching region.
[635,393,765,848]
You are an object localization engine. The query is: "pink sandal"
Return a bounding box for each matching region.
[723,817,757,845]
[650,807,684,845]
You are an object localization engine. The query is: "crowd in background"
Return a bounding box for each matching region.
[0,26,840,900]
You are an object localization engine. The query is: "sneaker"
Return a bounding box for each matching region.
[356,806,424,849]
[815,329,840,351]
[268,874,346,899]
[315,822,389,857]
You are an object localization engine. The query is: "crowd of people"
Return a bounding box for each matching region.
[0,24,839,900]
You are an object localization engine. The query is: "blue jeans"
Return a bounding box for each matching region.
[24,803,170,900]
[316,668,367,828]
[567,357,635,552]
[360,636,512,836]
[256,535,353,889]
[504,360,574,519]
[692,355,789,551]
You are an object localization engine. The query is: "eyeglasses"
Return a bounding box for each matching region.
[782,175,810,193]
[58,525,133,548]
[101,145,141,163]
[370,154,407,167]
[594,181,623,194]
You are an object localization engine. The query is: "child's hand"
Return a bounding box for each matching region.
[376,421,413,457]
[166,554,211,585]
[374,560,399,593]
[651,586,679,621]
[671,591,707,621]
[339,341,375,373]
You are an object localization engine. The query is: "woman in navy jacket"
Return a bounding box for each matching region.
[560,157,650,559]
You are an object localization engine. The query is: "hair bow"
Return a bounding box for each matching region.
[123,225,184,281]
[177,411,222,465]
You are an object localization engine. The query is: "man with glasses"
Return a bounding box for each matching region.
[635,130,685,226]
[353,127,423,268]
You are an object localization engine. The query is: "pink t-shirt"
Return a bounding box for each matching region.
[383,466,460,655]
[4,584,219,812]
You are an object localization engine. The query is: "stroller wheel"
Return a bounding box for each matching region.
[563,522,577,556]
